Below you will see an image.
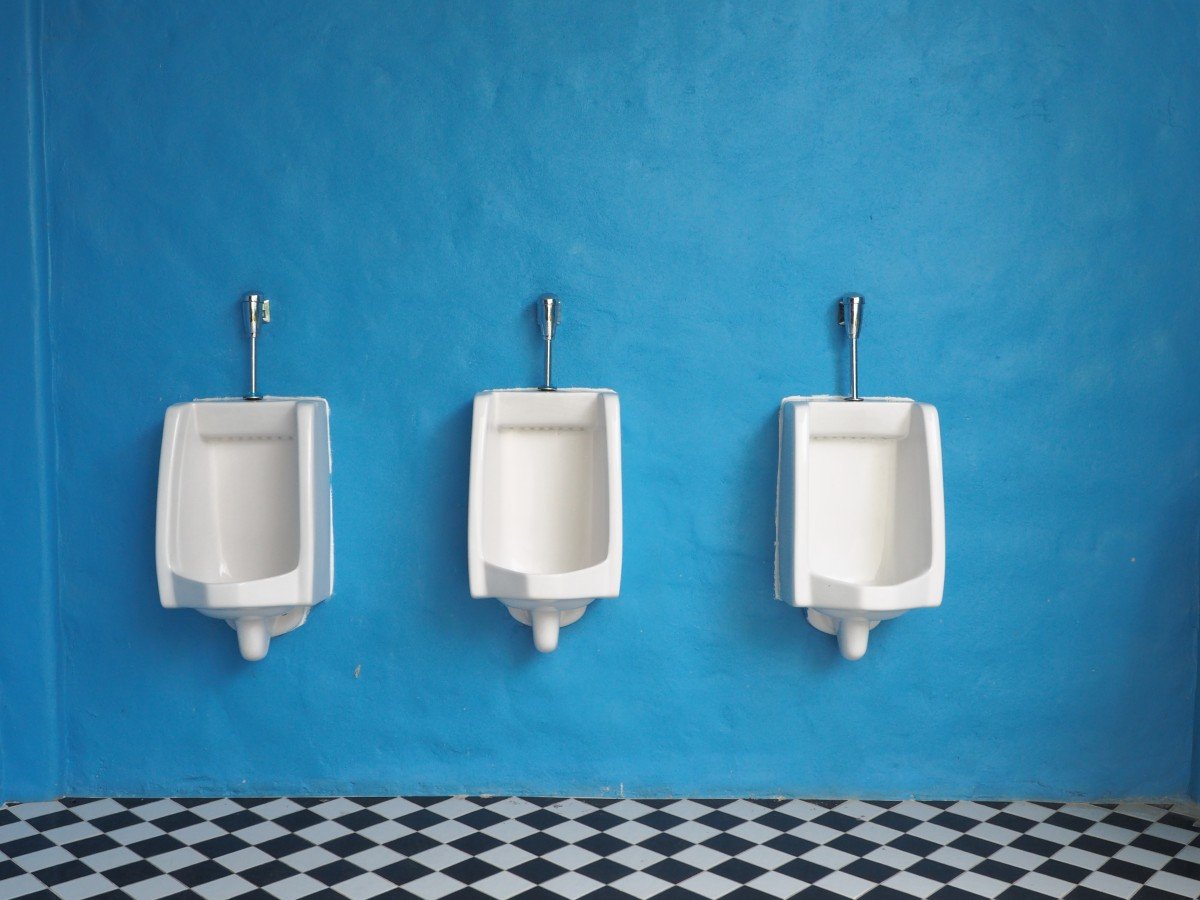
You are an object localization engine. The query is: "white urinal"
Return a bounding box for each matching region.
[775,295,944,660]
[156,398,333,660]
[468,388,622,652]
[775,396,944,659]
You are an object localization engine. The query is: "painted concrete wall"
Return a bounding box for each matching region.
[8,0,1200,798]
[0,0,60,801]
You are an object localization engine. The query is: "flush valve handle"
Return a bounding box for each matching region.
[838,294,863,339]
[244,293,270,337]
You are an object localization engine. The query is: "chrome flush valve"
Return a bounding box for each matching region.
[242,292,271,400]
[536,294,561,391]
[838,294,865,401]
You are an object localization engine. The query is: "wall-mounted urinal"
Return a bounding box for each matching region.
[156,294,333,660]
[775,295,944,660]
[468,296,622,652]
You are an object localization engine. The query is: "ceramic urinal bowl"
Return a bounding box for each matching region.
[776,397,944,660]
[156,398,333,660]
[468,389,622,652]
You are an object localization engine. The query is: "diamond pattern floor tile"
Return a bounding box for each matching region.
[0,796,1196,898]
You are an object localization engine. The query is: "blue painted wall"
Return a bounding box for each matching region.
[0,0,59,802]
[5,0,1200,799]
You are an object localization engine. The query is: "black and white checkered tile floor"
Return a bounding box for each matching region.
[1,797,1198,900]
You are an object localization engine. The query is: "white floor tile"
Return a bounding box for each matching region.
[611,871,672,898]
[1079,870,1141,899]
[262,873,326,900]
[471,871,535,899]
[747,870,810,898]
[1147,869,1200,897]
[403,872,466,900]
[948,870,1007,898]
[541,871,603,899]
[882,870,943,898]
[815,869,875,899]
[677,870,740,899]
[1013,871,1074,898]
[331,872,395,899]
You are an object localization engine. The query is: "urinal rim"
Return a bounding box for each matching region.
[167,566,305,592]
[472,386,618,395]
[781,393,916,404]
[810,563,937,592]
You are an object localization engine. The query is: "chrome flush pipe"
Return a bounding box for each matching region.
[242,292,270,400]
[536,294,561,390]
[838,294,864,401]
